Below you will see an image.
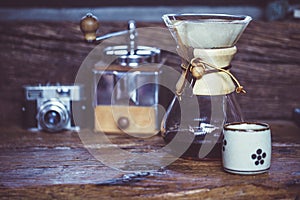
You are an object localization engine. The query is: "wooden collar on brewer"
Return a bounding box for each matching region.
[181,57,246,94]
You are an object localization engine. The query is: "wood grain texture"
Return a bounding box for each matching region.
[0,20,300,199]
[232,21,300,120]
[0,120,299,199]
[0,20,300,127]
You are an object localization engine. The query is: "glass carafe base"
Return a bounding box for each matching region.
[163,129,222,160]
[161,92,243,161]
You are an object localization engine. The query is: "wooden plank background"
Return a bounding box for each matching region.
[0,20,300,127]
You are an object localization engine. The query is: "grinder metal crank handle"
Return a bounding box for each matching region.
[80,13,136,44]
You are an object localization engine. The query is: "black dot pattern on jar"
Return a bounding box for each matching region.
[257,149,262,154]
[251,148,267,166]
[257,156,262,160]
[222,138,227,152]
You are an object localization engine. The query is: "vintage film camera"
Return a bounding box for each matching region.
[23,84,86,132]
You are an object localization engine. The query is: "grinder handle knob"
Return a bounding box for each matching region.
[80,13,100,42]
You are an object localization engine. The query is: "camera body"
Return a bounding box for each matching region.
[23,84,86,132]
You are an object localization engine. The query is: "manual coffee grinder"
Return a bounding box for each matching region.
[80,14,163,135]
[161,14,252,160]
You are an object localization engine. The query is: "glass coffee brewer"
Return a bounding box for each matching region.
[161,14,252,160]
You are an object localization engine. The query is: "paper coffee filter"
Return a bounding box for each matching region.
[163,14,252,49]
[174,20,246,48]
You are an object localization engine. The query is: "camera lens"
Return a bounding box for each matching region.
[37,99,70,132]
[44,110,61,126]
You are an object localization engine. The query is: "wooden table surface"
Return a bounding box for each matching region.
[0,120,299,199]
[0,19,300,199]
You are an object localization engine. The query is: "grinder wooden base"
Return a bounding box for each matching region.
[94,105,158,134]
